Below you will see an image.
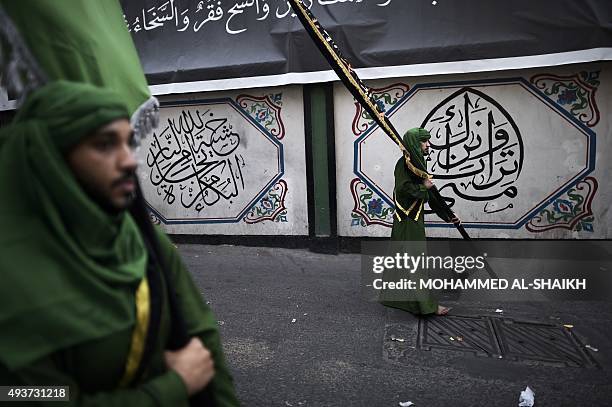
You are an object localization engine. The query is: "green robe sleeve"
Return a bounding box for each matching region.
[394,158,453,222]
[394,158,429,204]
[0,357,188,406]
[155,228,240,407]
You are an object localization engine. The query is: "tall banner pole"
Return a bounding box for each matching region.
[288,0,472,240]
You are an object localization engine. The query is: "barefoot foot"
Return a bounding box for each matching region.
[435,305,452,316]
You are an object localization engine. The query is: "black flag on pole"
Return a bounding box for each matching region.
[287,0,474,240]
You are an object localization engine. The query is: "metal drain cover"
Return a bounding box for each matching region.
[419,315,501,357]
[413,316,597,368]
[493,319,597,368]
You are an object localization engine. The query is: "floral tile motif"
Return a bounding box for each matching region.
[244,180,288,224]
[530,71,601,127]
[236,93,285,139]
[526,177,598,233]
[350,178,394,227]
[352,83,410,136]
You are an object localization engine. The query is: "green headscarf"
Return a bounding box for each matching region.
[402,127,431,172]
[0,81,148,371]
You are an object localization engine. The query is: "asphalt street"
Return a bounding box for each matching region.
[177,243,612,407]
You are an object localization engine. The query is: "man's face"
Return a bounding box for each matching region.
[66,119,137,213]
[420,140,430,155]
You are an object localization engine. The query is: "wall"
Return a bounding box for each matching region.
[2,63,609,239]
[137,85,309,235]
[335,62,611,238]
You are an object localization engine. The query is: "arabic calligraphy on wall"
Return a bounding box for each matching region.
[124,0,394,36]
[143,97,284,224]
[147,107,246,210]
[350,77,596,231]
[422,87,524,214]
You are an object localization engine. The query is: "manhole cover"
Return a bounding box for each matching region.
[418,316,501,357]
[414,316,598,368]
[494,319,597,368]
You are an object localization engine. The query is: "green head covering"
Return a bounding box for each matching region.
[0,0,157,141]
[0,81,147,371]
[14,81,130,151]
[402,127,431,172]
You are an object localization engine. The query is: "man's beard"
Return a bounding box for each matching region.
[83,171,137,215]
[111,189,137,214]
[107,172,137,214]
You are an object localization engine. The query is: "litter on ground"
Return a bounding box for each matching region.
[518,386,535,407]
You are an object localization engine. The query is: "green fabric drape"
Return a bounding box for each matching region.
[0,227,239,406]
[12,81,130,151]
[1,0,150,116]
[0,81,147,371]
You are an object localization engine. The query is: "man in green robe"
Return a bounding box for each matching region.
[382,128,460,316]
[0,81,239,406]
[0,1,239,404]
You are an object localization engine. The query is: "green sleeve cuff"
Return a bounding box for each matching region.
[142,370,188,406]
